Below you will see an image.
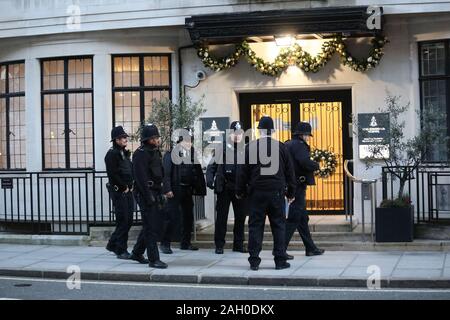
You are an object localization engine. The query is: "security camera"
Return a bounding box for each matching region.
[196,70,207,81]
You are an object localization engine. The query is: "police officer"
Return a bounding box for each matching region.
[236,116,296,271]
[104,126,134,260]
[285,122,325,257]
[160,128,206,254]
[130,124,168,269]
[206,121,247,254]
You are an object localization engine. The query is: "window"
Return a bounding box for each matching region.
[419,40,450,162]
[41,57,94,169]
[0,61,25,170]
[112,54,171,150]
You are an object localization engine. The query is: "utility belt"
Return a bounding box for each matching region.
[147,180,162,191]
[106,182,131,193]
[134,181,165,210]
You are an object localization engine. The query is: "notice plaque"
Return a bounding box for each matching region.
[358,113,390,159]
[1,178,13,189]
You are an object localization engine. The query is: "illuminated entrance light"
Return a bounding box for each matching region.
[274,35,294,47]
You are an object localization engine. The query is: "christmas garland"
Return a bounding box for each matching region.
[196,35,388,76]
[311,149,338,179]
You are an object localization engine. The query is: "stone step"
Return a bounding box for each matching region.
[89,226,360,242]
[196,231,366,242]
[225,217,356,233]
[87,239,450,252]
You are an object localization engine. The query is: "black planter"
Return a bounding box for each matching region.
[375,206,414,242]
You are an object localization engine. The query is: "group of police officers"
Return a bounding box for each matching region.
[104,115,324,270]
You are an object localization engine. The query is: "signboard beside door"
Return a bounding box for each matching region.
[358,113,390,159]
[1,178,13,189]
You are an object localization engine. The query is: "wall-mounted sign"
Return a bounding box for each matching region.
[358,113,390,159]
[1,178,13,189]
[200,117,229,144]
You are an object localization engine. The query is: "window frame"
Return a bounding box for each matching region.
[111,53,172,137]
[40,55,95,171]
[418,39,450,163]
[0,59,26,171]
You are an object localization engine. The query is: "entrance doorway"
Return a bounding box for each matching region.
[239,90,352,215]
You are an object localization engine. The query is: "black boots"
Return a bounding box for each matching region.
[130,253,149,264]
[215,248,224,254]
[306,248,325,256]
[149,260,168,269]
[160,245,173,254]
[180,244,199,251]
[275,261,291,270]
[116,251,132,260]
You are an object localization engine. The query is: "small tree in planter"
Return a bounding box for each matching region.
[357,94,448,242]
[135,95,206,151]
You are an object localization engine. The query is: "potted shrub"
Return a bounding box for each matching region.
[376,196,413,242]
[357,94,448,242]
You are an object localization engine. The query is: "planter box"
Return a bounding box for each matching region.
[375,206,414,242]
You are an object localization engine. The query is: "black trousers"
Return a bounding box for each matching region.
[161,186,194,248]
[285,185,318,252]
[248,189,287,266]
[132,193,161,262]
[107,191,134,254]
[214,188,247,250]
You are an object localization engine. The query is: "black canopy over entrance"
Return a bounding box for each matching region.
[186,6,383,44]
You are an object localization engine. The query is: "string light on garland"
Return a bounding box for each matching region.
[196,34,388,76]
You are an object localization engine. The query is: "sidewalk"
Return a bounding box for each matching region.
[0,244,449,288]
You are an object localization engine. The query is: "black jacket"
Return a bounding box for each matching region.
[236,136,296,198]
[206,141,244,193]
[162,146,206,196]
[285,136,320,185]
[104,145,133,192]
[132,144,164,204]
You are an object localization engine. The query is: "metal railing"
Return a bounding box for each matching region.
[381,165,450,223]
[0,170,205,235]
[344,160,376,241]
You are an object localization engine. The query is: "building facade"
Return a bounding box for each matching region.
[1,0,450,233]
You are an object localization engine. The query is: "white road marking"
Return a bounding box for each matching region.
[0,276,449,293]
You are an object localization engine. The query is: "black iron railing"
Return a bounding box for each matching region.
[0,170,206,235]
[381,165,450,223]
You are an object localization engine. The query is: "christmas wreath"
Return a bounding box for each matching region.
[311,149,338,179]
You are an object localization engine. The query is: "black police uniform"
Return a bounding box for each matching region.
[131,127,166,266]
[104,127,134,256]
[161,145,206,250]
[206,136,247,252]
[285,122,323,255]
[236,117,296,269]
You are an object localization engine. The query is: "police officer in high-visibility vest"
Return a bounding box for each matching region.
[206,121,247,254]
[130,124,168,269]
[104,126,135,260]
[236,116,296,271]
[285,122,325,258]
[160,127,206,254]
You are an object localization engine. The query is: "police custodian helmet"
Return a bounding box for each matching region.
[110,126,129,142]
[140,124,160,142]
[293,122,313,137]
[257,116,274,130]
